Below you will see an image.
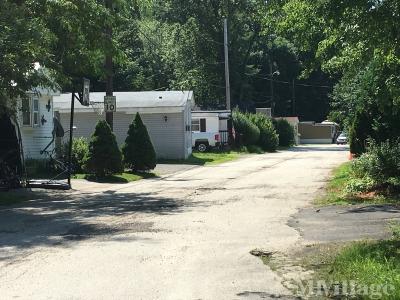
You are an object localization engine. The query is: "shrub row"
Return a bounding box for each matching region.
[273,119,295,147]
[232,110,279,152]
[64,113,156,177]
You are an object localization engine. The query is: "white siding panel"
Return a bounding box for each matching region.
[57,113,104,145]
[113,112,185,159]
[184,103,192,158]
[20,95,54,159]
[57,111,186,159]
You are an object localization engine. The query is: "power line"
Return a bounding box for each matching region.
[255,76,333,89]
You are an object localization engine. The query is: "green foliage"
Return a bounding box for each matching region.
[1,0,121,106]
[246,145,264,154]
[328,239,400,300]
[0,1,53,104]
[122,113,156,171]
[344,177,376,195]
[85,120,123,177]
[232,110,260,146]
[349,110,372,155]
[274,119,295,147]
[350,139,400,192]
[62,137,89,173]
[113,1,332,118]
[248,113,279,152]
[318,162,399,206]
[274,0,400,144]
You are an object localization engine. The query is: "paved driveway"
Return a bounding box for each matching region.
[0,145,348,299]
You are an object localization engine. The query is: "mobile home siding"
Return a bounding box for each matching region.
[58,113,105,145]
[57,112,187,159]
[20,95,54,159]
[299,123,334,144]
[113,112,186,159]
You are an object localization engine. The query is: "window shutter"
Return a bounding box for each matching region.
[200,118,206,132]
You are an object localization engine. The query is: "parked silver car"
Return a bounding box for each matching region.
[336,132,348,145]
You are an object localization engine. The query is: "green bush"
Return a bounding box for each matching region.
[349,110,373,155]
[248,113,279,152]
[85,120,123,177]
[122,112,156,171]
[62,137,89,173]
[345,177,376,194]
[232,110,260,146]
[274,119,295,147]
[350,139,400,192]
[246,145,264,154]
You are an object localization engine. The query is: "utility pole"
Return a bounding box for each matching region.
[224,18,231,111]
[269,58,274,115]
[292,79,296,116]
[105,0,113,130]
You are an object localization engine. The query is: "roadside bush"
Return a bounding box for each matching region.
[274,119,295,147]
[62,137,89,173]
[85,120,123,177]
[349,139,400,192]
[349,110,372,155]
[345,177,376,194]
[232,110,260,146]
[122,112,156,171]
[248,113,279,152]
[246,145,264,154]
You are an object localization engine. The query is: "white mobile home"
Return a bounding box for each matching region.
[191,110,231,145]
[53,91,194,159]
[18,88,59,159]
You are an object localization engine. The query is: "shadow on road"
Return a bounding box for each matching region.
[0,190,186,260]
[343,204,400,214]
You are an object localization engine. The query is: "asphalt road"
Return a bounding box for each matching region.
[290,204,400,243]
[0,145,348,299]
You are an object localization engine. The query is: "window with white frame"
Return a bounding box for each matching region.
[191,119,200,131]
[32,97,39,127]
[21,95,40,127]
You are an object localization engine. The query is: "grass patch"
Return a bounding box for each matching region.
[72,172,156,183]
[299,225,400,299]
[158,150,243,166]
[329,240,400,299]
[316,162,400,206]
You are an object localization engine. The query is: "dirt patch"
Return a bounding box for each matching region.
[259,243,349,299]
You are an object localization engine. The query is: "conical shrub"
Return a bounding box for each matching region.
[122,112,156,171]
[85,120,123,177]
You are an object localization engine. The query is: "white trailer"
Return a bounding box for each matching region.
[191,110,231,151]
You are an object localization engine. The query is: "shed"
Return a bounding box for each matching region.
[53,91,194,159]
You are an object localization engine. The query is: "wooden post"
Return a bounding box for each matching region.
[224,18,231,111]
[105,0,114,130]
[67,91,75,188]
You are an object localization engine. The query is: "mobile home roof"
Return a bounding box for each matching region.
[53,91,193,112]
